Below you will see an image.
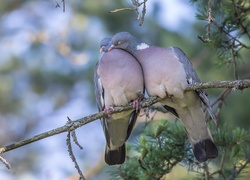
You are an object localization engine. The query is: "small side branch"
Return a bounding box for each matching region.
[0,156,11,169]
[66,132,85,180]
[206,0,213,41]
[55,0,65,12]
[110,0,148,26]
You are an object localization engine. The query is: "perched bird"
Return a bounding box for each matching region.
[109,32,218,162]
[99,37,112,53]
[94,37,144,165]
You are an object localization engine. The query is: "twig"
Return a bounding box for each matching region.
[110,0,147,26]
[55,0,65,12]
[220,150,226,171]
[198,0,213,43]
[203,161,210,180]
[231,43,239,80]
[235,160,250,177]
[1,80,250,155]
[198,35,210,43]
[62,0,65,12]
[0,156,11,169]
[231,159,250,179]
[206,0,213,41]
[139,0,147,26]
[55,0,60,8]
[67,117,83,149]
[209,88,231,120]
[211,149,227,178]
[66,132,86,180]
[214,99,224,120]
[212,20,250,49]
[110,7,136,13]
[211,88,231,107]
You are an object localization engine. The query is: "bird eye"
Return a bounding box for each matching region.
[117,41,122,45]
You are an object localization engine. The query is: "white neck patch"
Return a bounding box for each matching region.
[136,43,149,50]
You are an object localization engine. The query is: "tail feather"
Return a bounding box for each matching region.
[196,90,217,125]
[204,139,218,159]
[174,92,218,162]
[193,139,218,162]
[105,144,126,165]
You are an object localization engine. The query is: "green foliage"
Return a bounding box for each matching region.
[110,119,250,179]
[111,120,195,179]
[193,0,250,78]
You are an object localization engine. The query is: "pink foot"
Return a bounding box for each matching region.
[133,99,139,112]
[103,105,115,117]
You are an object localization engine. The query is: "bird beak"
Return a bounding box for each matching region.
[100,47,104,53]
[108,45,114,52]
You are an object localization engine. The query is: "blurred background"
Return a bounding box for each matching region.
[0,0,249,179]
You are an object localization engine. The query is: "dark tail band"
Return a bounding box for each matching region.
[105,145,126,165]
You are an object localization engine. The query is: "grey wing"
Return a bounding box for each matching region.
[172,47,201,83]
[94,61,104,112]
[94,61,111,142]
[125,110,139,141]
[172,47,217,123]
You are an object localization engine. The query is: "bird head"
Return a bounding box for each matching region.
[108,32,132,52]
[99,37,112,53]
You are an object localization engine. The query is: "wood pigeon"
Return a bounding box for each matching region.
[108,32,218,162]
[94,37,144,165]
[99,37,112,52]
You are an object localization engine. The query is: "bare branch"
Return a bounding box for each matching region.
[231,159,250,179]
[0,110,106,154]
[0,79,250,155]
[0,156,11,169]
[209,88,231,121]
[110,7,136,13]
[55,0,65,12]
[211,89,231,107]
[231,44,239,80]
[139,0,147,26]
[212,20,250,49]
[67,117,83,149]
[55,0,60,8]
[62,0,65,12]
[66,132,86,180]
[206,0,213,41]
[110,0,148,26]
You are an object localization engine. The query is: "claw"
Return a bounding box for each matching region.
[132,92,144,112]
[104,105,115,117]
[133,99,139,112]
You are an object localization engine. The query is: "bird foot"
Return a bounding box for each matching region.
[104,105,115,117]
[133,92,144,112]
[133,99,139,112]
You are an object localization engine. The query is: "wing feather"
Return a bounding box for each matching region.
[172,47,217,124]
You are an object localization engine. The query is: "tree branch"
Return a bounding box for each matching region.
[0,79,250,155]
[186,79,250,91]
